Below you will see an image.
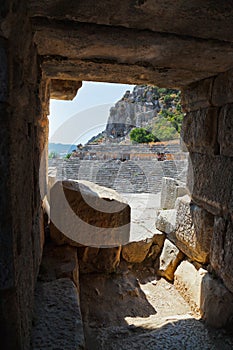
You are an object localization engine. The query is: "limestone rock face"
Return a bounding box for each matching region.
[169,195,214,263]
[105,85,159,140]
[174,261,207,314]
[122,239,153,264]
[50,180,130,248]
[210,217,233,294]
[158,239,184,281]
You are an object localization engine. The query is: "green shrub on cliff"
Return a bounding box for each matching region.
[130,128,158,143]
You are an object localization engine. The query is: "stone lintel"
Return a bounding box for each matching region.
[31,20,233,88]
[42,59,215,88]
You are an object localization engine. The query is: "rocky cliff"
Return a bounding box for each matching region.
[87,85,183,144]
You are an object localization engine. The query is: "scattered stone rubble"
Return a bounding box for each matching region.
[155,177,233,329]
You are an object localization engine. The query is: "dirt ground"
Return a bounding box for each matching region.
[80,269,233,350]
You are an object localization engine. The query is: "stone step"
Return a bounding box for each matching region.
[48,159,187,193]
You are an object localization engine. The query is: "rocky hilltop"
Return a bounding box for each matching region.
[88,85,183,144]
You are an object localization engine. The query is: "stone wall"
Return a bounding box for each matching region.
[0,2,47,348]
[181,70,233,296]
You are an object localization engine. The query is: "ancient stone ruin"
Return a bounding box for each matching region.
[1,1,233,349]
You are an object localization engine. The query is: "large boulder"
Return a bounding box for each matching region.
[50,180,130,248]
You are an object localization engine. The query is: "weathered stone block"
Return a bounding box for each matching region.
[187,153,233,217]
[31,278,85,349]
[181,107,218,155]
[170,195,214,263]
[210,217,233,294]
[38,243,79,287]
[175,260,233,328]
[122,239,153,263]
[218,104,233,157]
[174,261,207,314]
[200,273,233,328]
[160,177,188,209]
[158,239,184,282]
[50,180,130,248]
[155,209,176,234]
[181,78,213,112]
[78,246,121,273]
[212,68,233,106]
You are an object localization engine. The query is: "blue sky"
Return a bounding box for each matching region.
[49,81,134,144]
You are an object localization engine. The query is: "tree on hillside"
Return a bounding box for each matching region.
[130,128,158,143]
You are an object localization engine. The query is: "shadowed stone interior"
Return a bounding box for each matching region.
[1,1,233,348]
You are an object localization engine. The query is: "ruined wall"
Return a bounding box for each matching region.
[181,70,233,295]
[0,2,48,348]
